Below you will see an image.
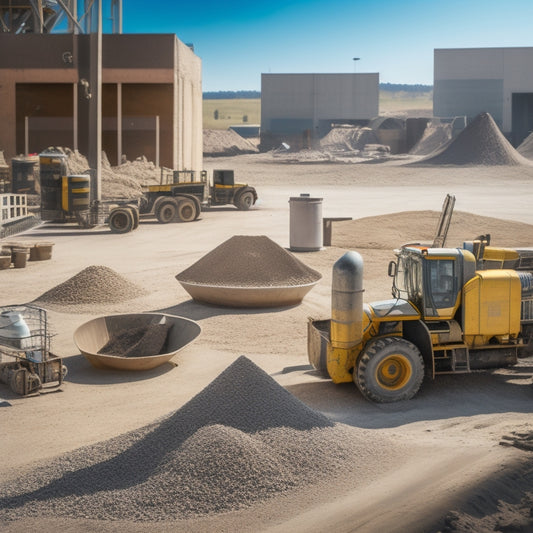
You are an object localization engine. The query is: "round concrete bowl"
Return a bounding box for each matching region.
[73,313,201,371]
[177,278,321,308]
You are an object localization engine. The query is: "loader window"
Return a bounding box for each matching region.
[425,259,457,310]
[393,254,423,311]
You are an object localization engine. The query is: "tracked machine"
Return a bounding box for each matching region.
[308,236,533,403]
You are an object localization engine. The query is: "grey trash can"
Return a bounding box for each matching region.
[289,194,323,252]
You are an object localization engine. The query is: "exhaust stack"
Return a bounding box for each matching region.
[331,251,364,350]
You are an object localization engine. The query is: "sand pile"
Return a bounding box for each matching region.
[203,129,259,157]
[98,323,170,357]
[320,125,379,154]
[114,156,161,187]
[517,131,533,160]
[332,210,533,251]
[176,235,322,287]
[55,147,143,199]
[0,356,398,521]
[412,112,531,165]
[409,120,452,155]
[34,265,148,306]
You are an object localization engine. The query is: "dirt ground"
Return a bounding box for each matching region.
[1,154,533,532]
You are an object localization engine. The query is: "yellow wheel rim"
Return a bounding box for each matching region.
[375,354,411,390]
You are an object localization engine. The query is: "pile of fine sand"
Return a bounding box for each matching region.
[332,210,533,251]
[203,129,259,157]
[114,156,161,187]
[409,120,452,155]
[176,235,322,287]
[412,112,531,166]
[518,131,533,160]
[0,356,399,521]
[34,265,148,306]
[56,148,144,199]
[320,125,380,154]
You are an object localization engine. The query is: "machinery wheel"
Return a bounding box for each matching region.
[108,207,135,234]
[129,207,140,230]
[176,197,198,222]
[235,190,254,211]
[355,337,424,403]
[156,200,178,223]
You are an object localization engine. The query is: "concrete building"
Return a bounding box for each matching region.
[0,32,202,170]
[260,73,379,150]
[434,47,533,146]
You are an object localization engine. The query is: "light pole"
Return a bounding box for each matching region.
[353,57,360,73]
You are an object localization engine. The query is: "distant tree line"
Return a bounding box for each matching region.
[203,84,432,99]
[379,83,433,92]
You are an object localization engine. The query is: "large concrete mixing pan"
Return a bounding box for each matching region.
[177,279,321,308]
[73,313,201,370]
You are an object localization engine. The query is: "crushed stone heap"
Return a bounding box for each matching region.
[409,121,452,156]
[412,112,530,166]
[517,131,533,160]
[176,235,322,287]
[34,265,148,305]
[320,125,379,153]
[203,129,258,156]
[0,356,396,521]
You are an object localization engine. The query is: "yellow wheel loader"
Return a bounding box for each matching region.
[308,237,533,403]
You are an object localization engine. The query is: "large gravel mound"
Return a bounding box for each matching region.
[517,131,533,160]
[176,235,322,287]
[0,356,398,521]
[411,112,531,166]
[203,129,258,157]
[409,121,452,155]
[320,125,379,153]
[34,265,148,305]
[333,210,533,250]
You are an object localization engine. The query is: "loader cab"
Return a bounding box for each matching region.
[391,246,474,320]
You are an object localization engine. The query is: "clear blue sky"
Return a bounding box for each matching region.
[122,0,533,92]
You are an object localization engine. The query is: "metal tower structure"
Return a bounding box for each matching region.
[0,0,122,34]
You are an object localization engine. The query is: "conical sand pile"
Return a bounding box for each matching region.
[412,112,530,165]
[34,265,148,305]
[203,129,258,156]
[517,131,533,160]
[409,121,452,155]
[176,235,322,287]
[0,356,397,521]
[320,125,379,153]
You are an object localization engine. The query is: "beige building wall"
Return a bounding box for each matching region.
[0,33,202,172]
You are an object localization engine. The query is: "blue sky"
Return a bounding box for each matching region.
[122,0,533,91]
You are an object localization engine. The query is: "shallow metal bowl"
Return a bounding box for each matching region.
[73,313,201,370]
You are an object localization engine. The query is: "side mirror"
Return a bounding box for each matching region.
[388,261,397,278]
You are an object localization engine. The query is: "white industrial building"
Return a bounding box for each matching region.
[260,73,379,150]
[434,47,533,146]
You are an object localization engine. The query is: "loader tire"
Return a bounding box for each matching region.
[109,207,135,234]
[176,197,197,222]
[156,200,178,224]
[235,190,254,211]
[355,337,424,403]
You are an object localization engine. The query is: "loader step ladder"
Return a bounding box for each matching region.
[434,343,471,373]
[432,194,456,248]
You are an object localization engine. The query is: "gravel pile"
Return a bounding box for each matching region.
[34,265,148,305]
[320,125,380,154]
[409,120,452,155]
[412,112,531,166]
[98,323,170,357]
[0,356,396,521]
[517,131,533,160]
[176,235,322,287]
[203,129,259,157]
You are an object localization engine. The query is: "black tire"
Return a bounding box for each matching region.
[109,207,134,234]
[176,197,197,222]
[128,207,140,230]
[355,337,424,403]
[236,190,254,211]
[156,200,178,223]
